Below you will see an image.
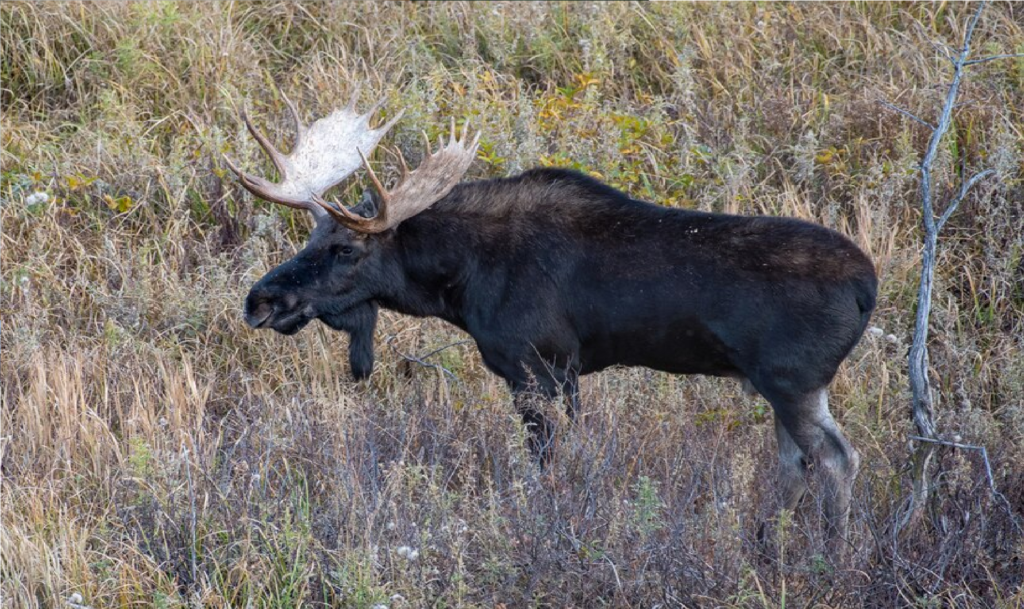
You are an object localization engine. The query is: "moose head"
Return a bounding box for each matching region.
[225,94,478,338]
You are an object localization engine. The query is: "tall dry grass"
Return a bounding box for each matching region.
[2,2,1023,607]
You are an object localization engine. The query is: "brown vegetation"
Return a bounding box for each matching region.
[2,2,1023,607]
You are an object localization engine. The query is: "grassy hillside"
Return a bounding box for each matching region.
[2,2,1022,607]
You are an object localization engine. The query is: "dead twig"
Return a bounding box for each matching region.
[877,0,1015,533]
[963,53,1024,66]
[875,100,935,131]
[908,436,1023,534]
[936,168,994,232]
[384,336,470,382]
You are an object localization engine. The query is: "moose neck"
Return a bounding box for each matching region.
[366,170,613,333]
[373,202,480,331]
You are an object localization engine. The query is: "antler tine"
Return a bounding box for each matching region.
[460,118,470,142]
[311,192,372,223]
[363,97,386,122]
[221,152,244,180]
[280,91,305,145]
[376,108,405,137]
[393,146,411,178]
[222,151,318,212]
[356,147,391,203]
[421,130,433,157]
[242,106,287,177]
[222,152,259,197]
[352,94,404,138]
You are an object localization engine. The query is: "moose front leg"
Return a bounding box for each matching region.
[510,387,560,467]
[482,340,580,466]
[509,361,580,467]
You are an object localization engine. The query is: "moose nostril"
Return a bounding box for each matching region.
[244,296,275,328]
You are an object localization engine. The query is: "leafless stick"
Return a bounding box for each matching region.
[909,436,1022,533]
[876,100,935,131]
[935,169,994,232]
[183,442,199,593]
[385,335,466,382]
[964,53,1024,66]
[416,340,472,361]
[952,98,981,110]
[930,40,956,66]
[899,0,1006,532]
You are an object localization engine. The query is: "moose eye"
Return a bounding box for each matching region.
[337,245,354,256]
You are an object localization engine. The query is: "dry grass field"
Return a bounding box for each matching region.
[2,2,1023,607]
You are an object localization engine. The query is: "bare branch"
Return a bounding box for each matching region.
[902,0,994,532]
[416,340,472,361]
[930,40,957,66]
[182,443,199,591]
[960,1,986,54]
[384,336,468,382]
[964,53,1024,66]
[911,18,956,66]
[876,100,935,131]
[911,435,980,452]
[951,99,981,110]
[936,169,995,231]
[909,436,1023,533]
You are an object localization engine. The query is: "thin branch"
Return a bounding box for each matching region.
[417,340,472,361]
[182,442,199,594]
[951,98,981,110]
[911,18,956,67]
[961,0,986,53]
[930,40,957,67]
[901,0,990,533]
[909,436,1023,533]
[964,53,1024,66]
[876,100,935,131]
[384,336,465,382]
[936,169,995,231]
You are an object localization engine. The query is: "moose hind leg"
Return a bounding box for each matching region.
[776,388,860,544]
[774,416,809,511]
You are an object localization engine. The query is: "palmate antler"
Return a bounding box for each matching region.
[225,92,479,233]
[223,92,402,213]
[313,119,480,233]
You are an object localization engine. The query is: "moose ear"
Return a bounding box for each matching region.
[351,190,380,219]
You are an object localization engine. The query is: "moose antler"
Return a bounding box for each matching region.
[312,118,480,233]
[223,91,403,215]
[226,93,479,232]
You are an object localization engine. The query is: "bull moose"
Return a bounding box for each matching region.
[225,94,877,544]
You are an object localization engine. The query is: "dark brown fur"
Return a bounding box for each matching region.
[245,167,878,547]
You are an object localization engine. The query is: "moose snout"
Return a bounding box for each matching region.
[244,291,275,328]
